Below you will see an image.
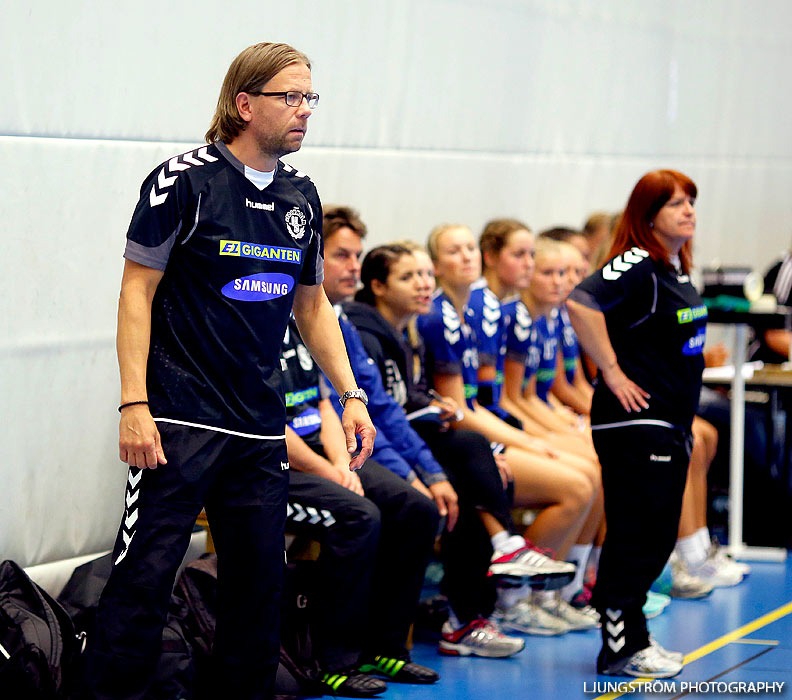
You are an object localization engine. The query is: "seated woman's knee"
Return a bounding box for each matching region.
[564,470,595,511]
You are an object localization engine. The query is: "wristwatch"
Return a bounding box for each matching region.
[339,388,368,407]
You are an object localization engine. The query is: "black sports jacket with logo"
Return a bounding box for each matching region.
[568,248,707,431]
[123,142,323,437]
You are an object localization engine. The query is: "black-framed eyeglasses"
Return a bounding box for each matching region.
[248,90,319,109]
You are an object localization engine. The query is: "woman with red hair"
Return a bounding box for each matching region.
[566,170,705,678]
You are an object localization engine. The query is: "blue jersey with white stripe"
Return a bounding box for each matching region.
[555,305,580,384]
[533,314,558,402]
[501,298,540,385]
[467,280,507,410]
[417,291,480,409]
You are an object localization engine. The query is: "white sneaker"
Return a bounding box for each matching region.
[438,618,525,658]
[649,636,684,664]
[670,556,713,599]
[535,593,600,631]
[599,644,683,678]
[496,599,570,636]
[709,539,751,576]
[687,550,743,588]
[489,545,575,590]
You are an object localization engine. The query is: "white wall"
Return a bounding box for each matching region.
[2,0,792,570]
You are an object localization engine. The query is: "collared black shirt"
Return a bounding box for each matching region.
[569,248,706,430]
[124,142,323,437]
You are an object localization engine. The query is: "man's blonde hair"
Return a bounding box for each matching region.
[205,42,310,144]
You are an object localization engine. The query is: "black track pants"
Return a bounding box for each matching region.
[357,461,440,656]
[414,425,514,623]
[285,459,439,666]
[86,423,289,700]
[285,468,381,671]
[592,424,691,665]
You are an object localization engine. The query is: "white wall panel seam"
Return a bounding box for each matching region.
[4,136,792,165]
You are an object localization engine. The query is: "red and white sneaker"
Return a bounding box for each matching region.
[488,544,575,590]
[438,619,525,658]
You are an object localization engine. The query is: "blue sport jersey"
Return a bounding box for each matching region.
[124,142,324,437]
[467,279,507,411]
[533,314,558,403]
[501,297,540,386]
[417,290,480,410]
[555,306,580,384]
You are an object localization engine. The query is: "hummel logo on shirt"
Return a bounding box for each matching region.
[602,247,650,281]
[246,198,275,211]
[650,454,672,462]
[148,146,218,208]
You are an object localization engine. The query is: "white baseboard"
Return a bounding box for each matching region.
[24,530,208,598]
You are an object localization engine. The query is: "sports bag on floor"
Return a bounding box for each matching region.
[173,553,323,696]
[0,559,85,698]
[57,552,194,700]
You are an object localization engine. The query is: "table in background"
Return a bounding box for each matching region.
[705,307,791,561]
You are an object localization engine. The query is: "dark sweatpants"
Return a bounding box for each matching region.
[86,423,289,700]
[592,424,691,667]
[287,459,439,670]
[414,424,514,623]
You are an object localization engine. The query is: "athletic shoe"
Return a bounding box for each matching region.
[536,593,599,630]
[643,591,671,619]
[708,538,751,577]
[488,545,575,590]
[598,644,683,679]
[569,584,593,609]
[359,654,438,684]
[319,668,386,697]
[651,560,674,596]
[670,557,713,599]
[438,618,525,658]
[686,551,743,588]
[649,636,684,664]
[495,599,570,636]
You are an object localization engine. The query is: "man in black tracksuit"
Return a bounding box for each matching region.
[87,44,375,700]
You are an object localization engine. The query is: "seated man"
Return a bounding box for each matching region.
[279,316,441,695]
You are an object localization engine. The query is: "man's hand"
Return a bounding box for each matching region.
[341,398,376,471]
[119,405,167,469]
[602,364,650,413]
[410,477,433,499]
[428,480,459,532]
[332,462,365,496]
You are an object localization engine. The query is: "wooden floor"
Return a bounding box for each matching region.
[378,558,792,700]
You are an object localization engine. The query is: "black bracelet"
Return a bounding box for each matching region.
[118,400,149,413]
